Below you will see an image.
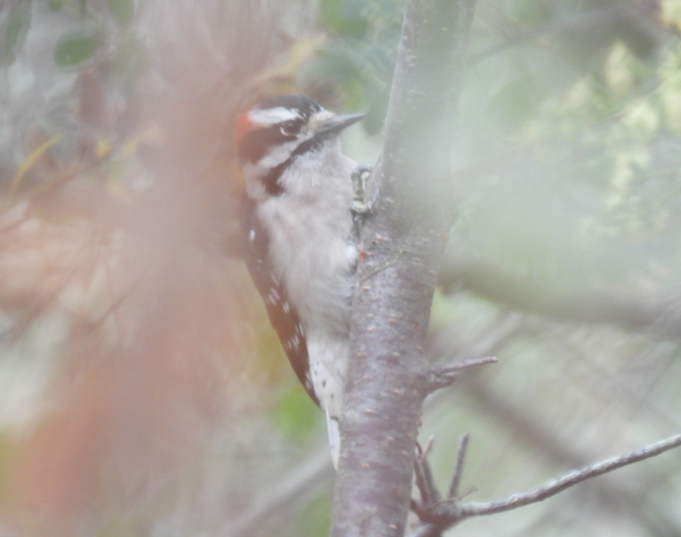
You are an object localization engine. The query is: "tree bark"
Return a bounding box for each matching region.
[329,0,476,536]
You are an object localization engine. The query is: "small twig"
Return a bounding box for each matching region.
[457,433,681,518]
[413,437,441,508]
[437,356,498,374]
[421,436,435,458]
[411,436,469,537]
[428,356,498,391]
[412,445,430,508]
[446,434,470,500]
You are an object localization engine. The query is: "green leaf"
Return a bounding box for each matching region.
[54,33,97,66]
[108,0,134,27]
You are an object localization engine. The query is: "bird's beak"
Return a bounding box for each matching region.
[315,113,366,137]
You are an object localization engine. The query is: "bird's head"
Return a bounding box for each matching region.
[236,95,364,196]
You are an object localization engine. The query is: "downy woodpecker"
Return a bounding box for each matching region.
[237,95,366,466]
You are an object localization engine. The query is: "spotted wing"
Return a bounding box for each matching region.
[240,196,319,406]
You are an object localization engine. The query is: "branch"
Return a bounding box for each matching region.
[459,433,681,517]
[427,318,681,535]
[412,438,440,520]
[446,434,469,500]
[456,367,681,536]
[437,257,681,341]
[329,0,476,535]
[410,433,681,536]
[427,356,497,392]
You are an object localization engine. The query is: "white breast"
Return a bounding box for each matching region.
[256,139,357,421]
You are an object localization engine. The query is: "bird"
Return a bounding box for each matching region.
[236,95,365,467]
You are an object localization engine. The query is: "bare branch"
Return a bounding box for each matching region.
[427,357,497,391]
[454,367,681,536]
[457,433,681,518]
[409,433,681,537]
[446,434,470,500]
[413,438,441,509]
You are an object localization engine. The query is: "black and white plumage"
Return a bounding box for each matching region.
[237,95,365,465]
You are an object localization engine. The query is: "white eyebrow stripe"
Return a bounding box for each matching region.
[250,107,301,126]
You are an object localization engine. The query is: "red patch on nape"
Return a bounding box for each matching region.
[235,110,254,142]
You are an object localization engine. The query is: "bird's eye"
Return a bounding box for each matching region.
[279,120,299,137]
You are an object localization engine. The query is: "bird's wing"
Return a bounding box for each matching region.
[240,196,319,407]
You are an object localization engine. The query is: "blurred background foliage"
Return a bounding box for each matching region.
[1,0,681,536]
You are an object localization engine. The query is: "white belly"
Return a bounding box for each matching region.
[256,143,358,415]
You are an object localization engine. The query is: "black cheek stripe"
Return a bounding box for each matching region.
[262,160,287,196]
